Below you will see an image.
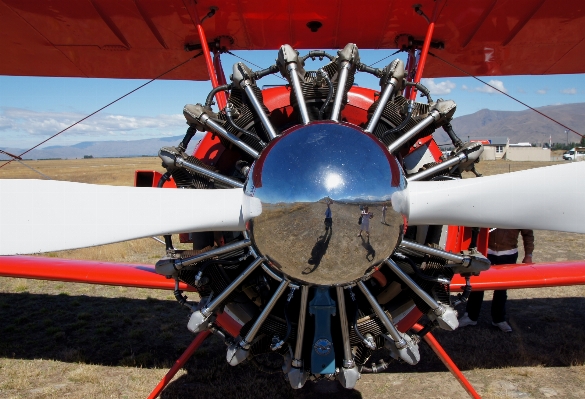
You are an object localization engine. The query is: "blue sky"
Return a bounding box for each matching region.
[1,49,584,149]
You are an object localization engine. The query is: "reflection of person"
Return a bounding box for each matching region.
[324,201,332,231]
[381,205,387,224]
[459,228,534,333]
[358,206,373,238]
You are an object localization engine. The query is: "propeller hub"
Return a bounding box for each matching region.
[245,122,406,285]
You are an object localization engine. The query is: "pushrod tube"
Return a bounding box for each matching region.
[336,286,354,368]
[242,84,278,140]
[288,64,310,125]
[175,157,244,188]
[330,61,350,121]
[385,259,442,313]
[175,239,251,269]
[240,280,290,348]
[387,110,438,153]
[201,257,264,317]
[407,153,466,181]
[357,281,406,347]
[292,285,309,367]
[400,239,466,264]
[364,79,396,133]
[203,117,260,159]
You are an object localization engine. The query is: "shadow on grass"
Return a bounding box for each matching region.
[0,292,193,369]
[1,292,585,397]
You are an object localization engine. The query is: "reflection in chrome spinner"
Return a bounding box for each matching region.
[245,122,406,285]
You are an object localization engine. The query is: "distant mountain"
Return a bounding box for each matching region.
[0,134,203,161]
[3,103,583,160]
[435,103,585,145]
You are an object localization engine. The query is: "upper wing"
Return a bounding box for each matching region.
[1,0,584,79]
[451,261,585,291]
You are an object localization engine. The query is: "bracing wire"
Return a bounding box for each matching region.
[428,51,584,138]
[0,52,204,169]
[225,51,288,82]
[368,49,402,67]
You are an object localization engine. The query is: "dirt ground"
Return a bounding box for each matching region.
[1,157,585,398]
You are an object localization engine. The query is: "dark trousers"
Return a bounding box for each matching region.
[465,252,518,323]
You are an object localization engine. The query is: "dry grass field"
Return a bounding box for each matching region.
[1,157,585,398]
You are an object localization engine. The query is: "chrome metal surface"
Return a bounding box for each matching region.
[288,64,310,125]
[336,286,353,367]
[357,280,403,344]
[400,239,465,263]
[261,263,283,281]
[407,153,466,181]
[243,84,278,140]
[293,285,309,365]
[364,78,396,133]
[204,117,260,159]
[175,239,251,269]
[246,122,406,285]
[175,157,244,188]
[330,62,349,121]
[387,110,438,153]
[240,279,289,349]
[384,258,441,312]
[201,257,264,317]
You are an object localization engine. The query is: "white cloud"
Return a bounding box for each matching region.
[421,78,456,95]
[536,89,547,94]
[561,88,577,95]
[461,84,469,90]
[476,79,507,94]
[0,108,185,138]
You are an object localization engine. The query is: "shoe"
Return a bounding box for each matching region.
[492,321,512,333]
[458,313,477,327]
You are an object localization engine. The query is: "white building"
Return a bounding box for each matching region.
[472,137,551,161]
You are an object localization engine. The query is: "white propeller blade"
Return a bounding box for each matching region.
[406,162,585,233]
[0,180,261,255]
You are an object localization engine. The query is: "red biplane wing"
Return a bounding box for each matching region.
[2,256,585,293]
[451,261,585,291]
[1,0,585,79]
[0,255,194,291]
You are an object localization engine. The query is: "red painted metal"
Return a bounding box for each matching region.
[412,323,481,399]
[183,0,226,109]
[147,330,211,399]
[2,1,585,79]
[409,0,445,100]
[215,311,244,337]
[451,261,585,291]
[372,270,388,288]
[193,134,226,166]
[213,50,228,86]
[395,307,424,333]
[0,256,196,292]
[444,226,489,257]
[134,170,177,188]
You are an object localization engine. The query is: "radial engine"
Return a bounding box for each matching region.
[153,43,489,389]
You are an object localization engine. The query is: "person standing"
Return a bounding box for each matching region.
[381,204,387,224]
[324,201,333,231]
[358,206,373,238]
[458,228,534,332]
